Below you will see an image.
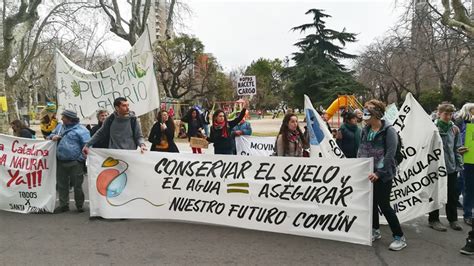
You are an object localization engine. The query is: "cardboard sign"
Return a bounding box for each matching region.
[190,137,209,149]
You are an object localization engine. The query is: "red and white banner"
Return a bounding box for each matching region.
[0,134,56,213]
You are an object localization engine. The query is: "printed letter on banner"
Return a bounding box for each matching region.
[381,93,447,224]
[0,134,56,213]
[55,31,159,123]
[88,149,373,245]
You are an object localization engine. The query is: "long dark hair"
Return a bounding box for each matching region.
[277,113,306,154]
[212,109,228,126]
[157,110,175,133]
[11,119,28,136]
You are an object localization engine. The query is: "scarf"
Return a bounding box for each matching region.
[213,120,228,138]
[287,130,300,143]
[436,119,453,134]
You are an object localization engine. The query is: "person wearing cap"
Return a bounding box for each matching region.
[49,109,90,213]
[82,97,146,155]
[336,111,361,158]
[357,99,407,251]
[39,110,58,139]
[428,103,463,232]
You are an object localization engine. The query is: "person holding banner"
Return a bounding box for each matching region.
[181,108,205,154]
[10,119,36,139]
[231,111,252,154]
[428,103,463,232]
[49,110,90,213]
[148,110,179,153]
[209,107,247,155]
[275,113,308,157]
[357,99,407,251]
[336,111,361,158]
[83,97,147,155]
[455,103,474,227]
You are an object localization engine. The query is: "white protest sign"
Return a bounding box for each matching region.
[381,93,447,223]
[304,95,345,158]
[237,76,257,96]
[383,103,399,126]
[56,30,160,122]
[0,134,56,213]
[88,149,373,245]
[235,136,276,156]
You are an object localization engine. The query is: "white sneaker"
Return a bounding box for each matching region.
[372,229,381,242]
[389,235,407,251]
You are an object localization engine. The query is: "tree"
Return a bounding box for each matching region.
[153,34,204,99]
[1,1,101,122]
[285,9,365,108]
[99,0,185,134]
[244,58,286,110]
[430,0,474,38]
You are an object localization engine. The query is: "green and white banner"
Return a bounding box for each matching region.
[56,30,159,122]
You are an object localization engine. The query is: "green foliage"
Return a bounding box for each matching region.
[285,9,366,108]
[245,58,286,110]
[418,90,443,112]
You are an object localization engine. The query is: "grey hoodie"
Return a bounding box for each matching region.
[436,119,463,174]
[86,111,145,150]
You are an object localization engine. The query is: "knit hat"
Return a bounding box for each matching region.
[61,109,78,120]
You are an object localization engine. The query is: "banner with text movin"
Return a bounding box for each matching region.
[0,134,56,213]
[381,93,447,224]
[88,149,373,245]
[55,30,159,123]
[235,136,276,156]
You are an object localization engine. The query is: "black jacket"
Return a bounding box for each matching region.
[148,121,179,153]
[89,122,108,148]
[209,109,246,153]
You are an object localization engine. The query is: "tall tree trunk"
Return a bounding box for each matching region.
[440,82,453,102]
[5,75,19,122]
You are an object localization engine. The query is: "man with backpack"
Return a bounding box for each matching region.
[82,97,147,155]
[428,103,463,232]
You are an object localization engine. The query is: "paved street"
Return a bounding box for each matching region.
[1,201,473,265]
[1,118,473,265]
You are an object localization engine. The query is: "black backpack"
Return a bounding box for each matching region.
[383,126,404,165]
[103,113,138,148]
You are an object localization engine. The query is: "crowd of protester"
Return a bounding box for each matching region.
[9,97,474,255]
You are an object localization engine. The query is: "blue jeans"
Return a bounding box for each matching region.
[464,164,474,219]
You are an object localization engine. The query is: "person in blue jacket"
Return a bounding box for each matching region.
[231,111,252,154]
[49,110,90,214]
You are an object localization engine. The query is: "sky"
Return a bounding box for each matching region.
[180,0,402,71]
[106,0,403,72]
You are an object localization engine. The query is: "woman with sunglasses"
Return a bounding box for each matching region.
[357,99,407,251]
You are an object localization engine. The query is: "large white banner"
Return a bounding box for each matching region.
[383,93,447,223]
[56,30,160,122]
[0,134,56,213]
[88,149,373,245]
[304,95,345,158]
[235,136,276,156]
